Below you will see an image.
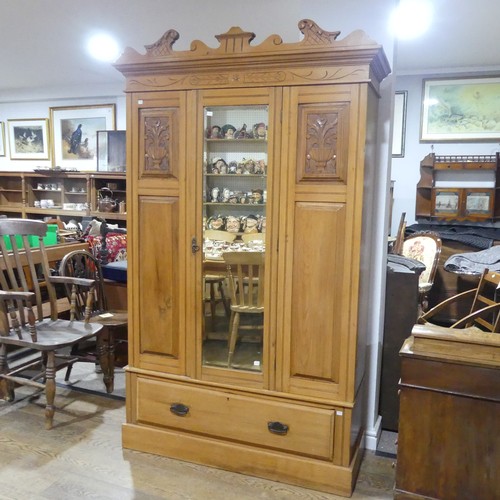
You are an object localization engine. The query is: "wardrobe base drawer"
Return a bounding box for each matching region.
[134,376,335,460]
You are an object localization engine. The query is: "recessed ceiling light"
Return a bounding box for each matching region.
[87,33,121,62]
[389,0,433,40]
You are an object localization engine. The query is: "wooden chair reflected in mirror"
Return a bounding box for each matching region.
[0,218,107,429]
[203,230,236,331]
[222,251,265,368]
[241,233,265,244]
[402,231,442,313]
[59,250,128,393]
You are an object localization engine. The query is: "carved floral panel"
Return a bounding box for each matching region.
[296,103,349,184]
[139,108,178,179]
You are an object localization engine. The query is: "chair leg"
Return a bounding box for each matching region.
[97,328,114,394]
[0,344,14,402]
[227,312,240,368]
[219,280,231,317]
[64,344,79,381]
[209,282,217,323]
[107,328,115,394]
[44,351,56,430]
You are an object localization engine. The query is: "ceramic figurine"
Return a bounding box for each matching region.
[222,124,236,139]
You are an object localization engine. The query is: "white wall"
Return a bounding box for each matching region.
[391,72,500,235]
[0,0,397,452]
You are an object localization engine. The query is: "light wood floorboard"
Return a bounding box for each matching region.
[0,386,396,499]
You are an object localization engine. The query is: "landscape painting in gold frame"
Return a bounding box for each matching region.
[421,77,500,142]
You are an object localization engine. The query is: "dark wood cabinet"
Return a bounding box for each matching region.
[379,261,420,431]
[395,327,500,499]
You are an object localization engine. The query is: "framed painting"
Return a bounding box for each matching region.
[0,122,5,156]
[7,118,50,160]
[50,104,116,170]
[421,77,500,142]
[433,189,460,217]
[392,91,407,157]
[465,189,493,217]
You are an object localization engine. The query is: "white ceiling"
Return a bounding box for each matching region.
[0,0,499,100]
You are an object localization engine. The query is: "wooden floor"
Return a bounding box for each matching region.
[0,385,396,499]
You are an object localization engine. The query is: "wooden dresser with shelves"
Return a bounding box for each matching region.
[0,171,127,225]
[115,20,389,496]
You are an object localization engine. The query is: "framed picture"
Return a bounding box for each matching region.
[465,189,493,217]
[7,118,50,160]
[50,104,116,170]
[392,91,407,157]
[0,122,5,156]
[421,77,500,142]
[433,189,460,216]
[97,130,126,172]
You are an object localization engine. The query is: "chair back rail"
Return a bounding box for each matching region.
[204,229,237,243]
[59,250,107,317]
[223,251,265,310]
[420,268,500,333]
[0,219,58,325]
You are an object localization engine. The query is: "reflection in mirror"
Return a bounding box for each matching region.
[202,104,267,372]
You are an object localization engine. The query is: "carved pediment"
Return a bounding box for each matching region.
[115,19,390,89]
[117,19,365,63]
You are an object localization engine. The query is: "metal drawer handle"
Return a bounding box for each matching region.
[267,421,289,435]
[170,402,190,417]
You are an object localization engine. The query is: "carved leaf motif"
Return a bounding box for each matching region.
[144,117,170,172]
[305,114,338,174]
[298,19,341,45]
[145,29,180,57]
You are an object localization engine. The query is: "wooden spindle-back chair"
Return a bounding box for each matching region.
[222,251,265,368]
[0,218,110,429]
[59,249,128,390]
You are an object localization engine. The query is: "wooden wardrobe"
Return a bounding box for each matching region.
[115,20,390,496]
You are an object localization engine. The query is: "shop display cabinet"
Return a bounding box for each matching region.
[115,20,389,496]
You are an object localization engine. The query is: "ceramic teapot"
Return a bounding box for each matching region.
[98,187,118,212]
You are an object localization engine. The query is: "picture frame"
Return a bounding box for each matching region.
[0,122,5,156]
[421,77,500,142]
[392,91,407,157]
[7,118,50,160]
[465,189,493,217]
[97,130,126,172]
[433,189,460,217]
[50,104,116,170]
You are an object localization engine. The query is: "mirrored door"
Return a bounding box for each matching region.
[201,105,268,373]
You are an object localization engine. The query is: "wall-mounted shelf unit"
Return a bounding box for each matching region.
[416,153,500,222]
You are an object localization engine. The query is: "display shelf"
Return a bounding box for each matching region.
[0,171,127,226]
